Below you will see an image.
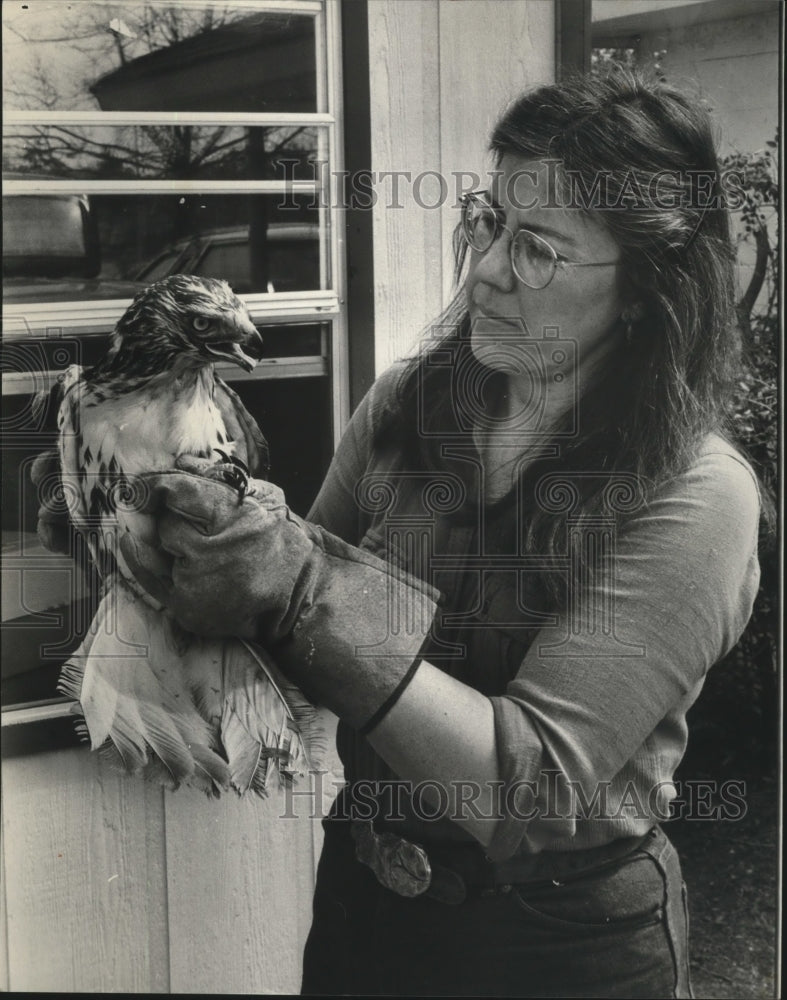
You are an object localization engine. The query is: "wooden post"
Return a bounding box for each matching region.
[556,0,592,77]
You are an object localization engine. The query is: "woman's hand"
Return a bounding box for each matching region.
[119,461,312,639]
[120,457,440,731]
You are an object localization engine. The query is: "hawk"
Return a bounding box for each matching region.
[42,274,326,795]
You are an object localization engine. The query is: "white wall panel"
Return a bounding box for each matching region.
[368,0,555,372]
[1,750,168,992]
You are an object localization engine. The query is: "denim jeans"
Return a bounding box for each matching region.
[301,816,693,998]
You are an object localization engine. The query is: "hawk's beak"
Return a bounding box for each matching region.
[205,321,264,372]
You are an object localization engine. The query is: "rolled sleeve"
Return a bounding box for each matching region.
[486,449,761,860]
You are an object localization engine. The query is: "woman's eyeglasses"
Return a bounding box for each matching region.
[460,191,619,290]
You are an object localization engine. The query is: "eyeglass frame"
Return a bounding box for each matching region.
[459,190,620,290]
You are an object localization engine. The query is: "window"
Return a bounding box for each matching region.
[1,0,348,733]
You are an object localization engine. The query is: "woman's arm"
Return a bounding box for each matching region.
[367,661,500,846]
[364,448,762,857]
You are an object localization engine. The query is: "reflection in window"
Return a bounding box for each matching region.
[3,196,97,275]
[2,3,317,113]
[135,219,322,294]
[2,125,321,182]
[3,195,324,300]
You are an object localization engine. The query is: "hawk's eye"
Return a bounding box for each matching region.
[192,316,211,332]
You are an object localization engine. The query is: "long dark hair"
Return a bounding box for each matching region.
[382,68,744,605]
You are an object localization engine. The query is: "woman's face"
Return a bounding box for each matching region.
[465,154,625,387]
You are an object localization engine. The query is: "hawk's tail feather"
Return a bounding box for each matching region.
[95,738,156,782]
[189,743,232,796]
[56,588,327,799]
[57,587,231,794]
[134,750,228,797]
[92,738,229,798]
[285,697,330,776]
[58,662,96,748]
[221,705,269,796]
[220,639,313,796]
[57,659,85,702]
[77,707,231,796]
[61,658,156,776]
[238,638,330,775]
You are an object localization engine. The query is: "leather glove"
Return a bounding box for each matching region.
[120,459,440,731]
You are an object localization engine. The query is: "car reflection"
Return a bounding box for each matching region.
[134,223,321,294]
[3,188,321,302]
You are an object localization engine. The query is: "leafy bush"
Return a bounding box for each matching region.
[684,137,779,779]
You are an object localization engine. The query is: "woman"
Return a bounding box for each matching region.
[124,70,761,997]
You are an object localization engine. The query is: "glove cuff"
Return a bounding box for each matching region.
[357,657,423,736]
[269,534,439,731]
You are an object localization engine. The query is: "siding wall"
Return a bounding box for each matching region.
[368,0,555,372]
[1,745,338,993]
[0,1,556,992]
[627,3,780,156]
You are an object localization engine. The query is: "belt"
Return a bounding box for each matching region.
[351,820,653,906]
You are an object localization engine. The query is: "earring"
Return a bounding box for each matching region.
[621,311,634,344]
[622,303,643,344]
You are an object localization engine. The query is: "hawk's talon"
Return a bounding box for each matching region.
[214,448,249,476]
[222,465,250,501]
[212,448,251,501]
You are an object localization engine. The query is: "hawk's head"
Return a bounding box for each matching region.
[108,275,264,377]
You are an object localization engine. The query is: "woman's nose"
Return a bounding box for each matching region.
[471,228,516,293]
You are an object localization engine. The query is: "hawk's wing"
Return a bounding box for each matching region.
[57,363,169,598]
[214,377,270,479]
[55,365,104,565]
[52,361,327,795]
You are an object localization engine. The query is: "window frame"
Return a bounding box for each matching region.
[2,0,350,443]
[1,0,350,742]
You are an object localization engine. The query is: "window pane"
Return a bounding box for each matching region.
[3,125,322,182]
[2,2,318,113]
[229,375,333,518]
[3,194,325,300]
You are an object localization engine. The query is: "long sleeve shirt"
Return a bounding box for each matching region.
[308,362,761,861]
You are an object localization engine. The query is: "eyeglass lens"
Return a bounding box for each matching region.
[462,198,556,289]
